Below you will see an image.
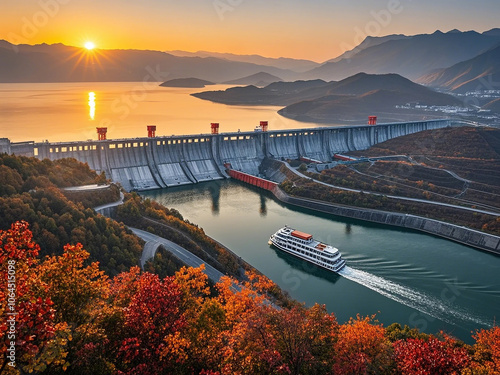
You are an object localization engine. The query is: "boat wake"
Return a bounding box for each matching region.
[338,266,491,327]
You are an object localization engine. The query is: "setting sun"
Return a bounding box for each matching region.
[84,41,95,50]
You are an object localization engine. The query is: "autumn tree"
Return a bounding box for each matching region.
[0,221,70,374]
[465,326,500,374]
[240,304,338,375]
[332,315,393,374]
[393,333,470,375]
[114,272,187,374]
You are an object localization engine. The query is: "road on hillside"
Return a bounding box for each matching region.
[291,163,500,217]
[130,227,225,283]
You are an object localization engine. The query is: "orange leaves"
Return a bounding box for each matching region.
[333,314,392,374]
[0,221,71,373]
[468,326,500,374]
[36,242,110,326]
[175,265,210,310]
[2,221,500,374]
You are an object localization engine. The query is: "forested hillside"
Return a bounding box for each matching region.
[0,154,142,275]
[1,222,499,374]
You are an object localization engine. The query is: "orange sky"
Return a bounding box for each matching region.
[1,0,499,62]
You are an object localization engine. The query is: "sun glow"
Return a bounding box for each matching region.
[84,41,95,50]
[88,92,96,120]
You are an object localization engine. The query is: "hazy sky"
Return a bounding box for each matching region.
[1,0,499,62]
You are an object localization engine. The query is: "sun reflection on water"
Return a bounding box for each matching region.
[88,92,96,120]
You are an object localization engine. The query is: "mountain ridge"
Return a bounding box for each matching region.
[0,40,299,83]
[303,30,500,81]
[417,44,500,93]
[278,72,463,123]
[165,49,319,72]
[223,72,283,86]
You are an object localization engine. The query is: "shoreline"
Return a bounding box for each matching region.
[268,186,500,255]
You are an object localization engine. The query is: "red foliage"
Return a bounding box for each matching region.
[116,272,186,375]
[393,334,470,375]
[0,221,39,266]
[0,221,69,373]
[2,221,499,375]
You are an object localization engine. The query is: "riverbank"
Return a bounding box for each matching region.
[270,186,500,255]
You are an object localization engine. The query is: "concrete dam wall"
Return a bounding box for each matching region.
[10,119,450,191]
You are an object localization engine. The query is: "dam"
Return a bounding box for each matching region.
[4,119,451,191]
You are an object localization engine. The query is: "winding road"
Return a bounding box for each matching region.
[130,227,225,282]
[292,163,500,217]
[93,189,225,283]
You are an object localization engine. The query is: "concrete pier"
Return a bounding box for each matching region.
[7,119,450,191]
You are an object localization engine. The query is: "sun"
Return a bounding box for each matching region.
[84,41,95,50]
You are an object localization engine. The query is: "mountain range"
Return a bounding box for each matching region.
[193,72,462,123]
[326,34,409,63]
[303,29,500,81]
[165,50,319,72]
[417,44,500,94]
[191,79,330,105]
[1,29,500,84]
[223,72,283,86]
[0,40,297,83]
[278,73,463,123]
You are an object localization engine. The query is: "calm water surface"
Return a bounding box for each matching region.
[0,82,321,142]
[143,181,500,344]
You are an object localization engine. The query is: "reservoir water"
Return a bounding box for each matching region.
[0,82,320,143]
[2,82,498,343]
[142,181,500,343]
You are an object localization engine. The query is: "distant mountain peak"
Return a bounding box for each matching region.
[304,29,500,81]
[483,28,500,37]
[417,43,500,93]
[223,72,283,86]
[0,40,299,83]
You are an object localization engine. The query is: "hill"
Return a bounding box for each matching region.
[192,79,330,105]
[0,41,298,83]
[159,77,214,88]
[348,126,500,186]
[303,30,500,81]
[417,44,500,93]
[0,154,143,276]
[278,73,462,123]
[166,49,320,72]
[351,126,500,160]
[327,34,409,63]
[194,72,461,123]
[5,217,495,374]
[223,72,283,86]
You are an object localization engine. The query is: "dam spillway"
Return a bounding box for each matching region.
[7,120,451,191]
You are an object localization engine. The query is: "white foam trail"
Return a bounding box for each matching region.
[338,266,490,327]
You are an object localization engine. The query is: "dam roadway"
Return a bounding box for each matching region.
[8,120,451,191]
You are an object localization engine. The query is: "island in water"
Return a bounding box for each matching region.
[160,77,215,88]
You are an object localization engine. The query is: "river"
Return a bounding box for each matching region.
[2,82,498,343]
[142,180,500,344]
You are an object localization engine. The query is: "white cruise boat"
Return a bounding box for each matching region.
[269,226,346,272]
